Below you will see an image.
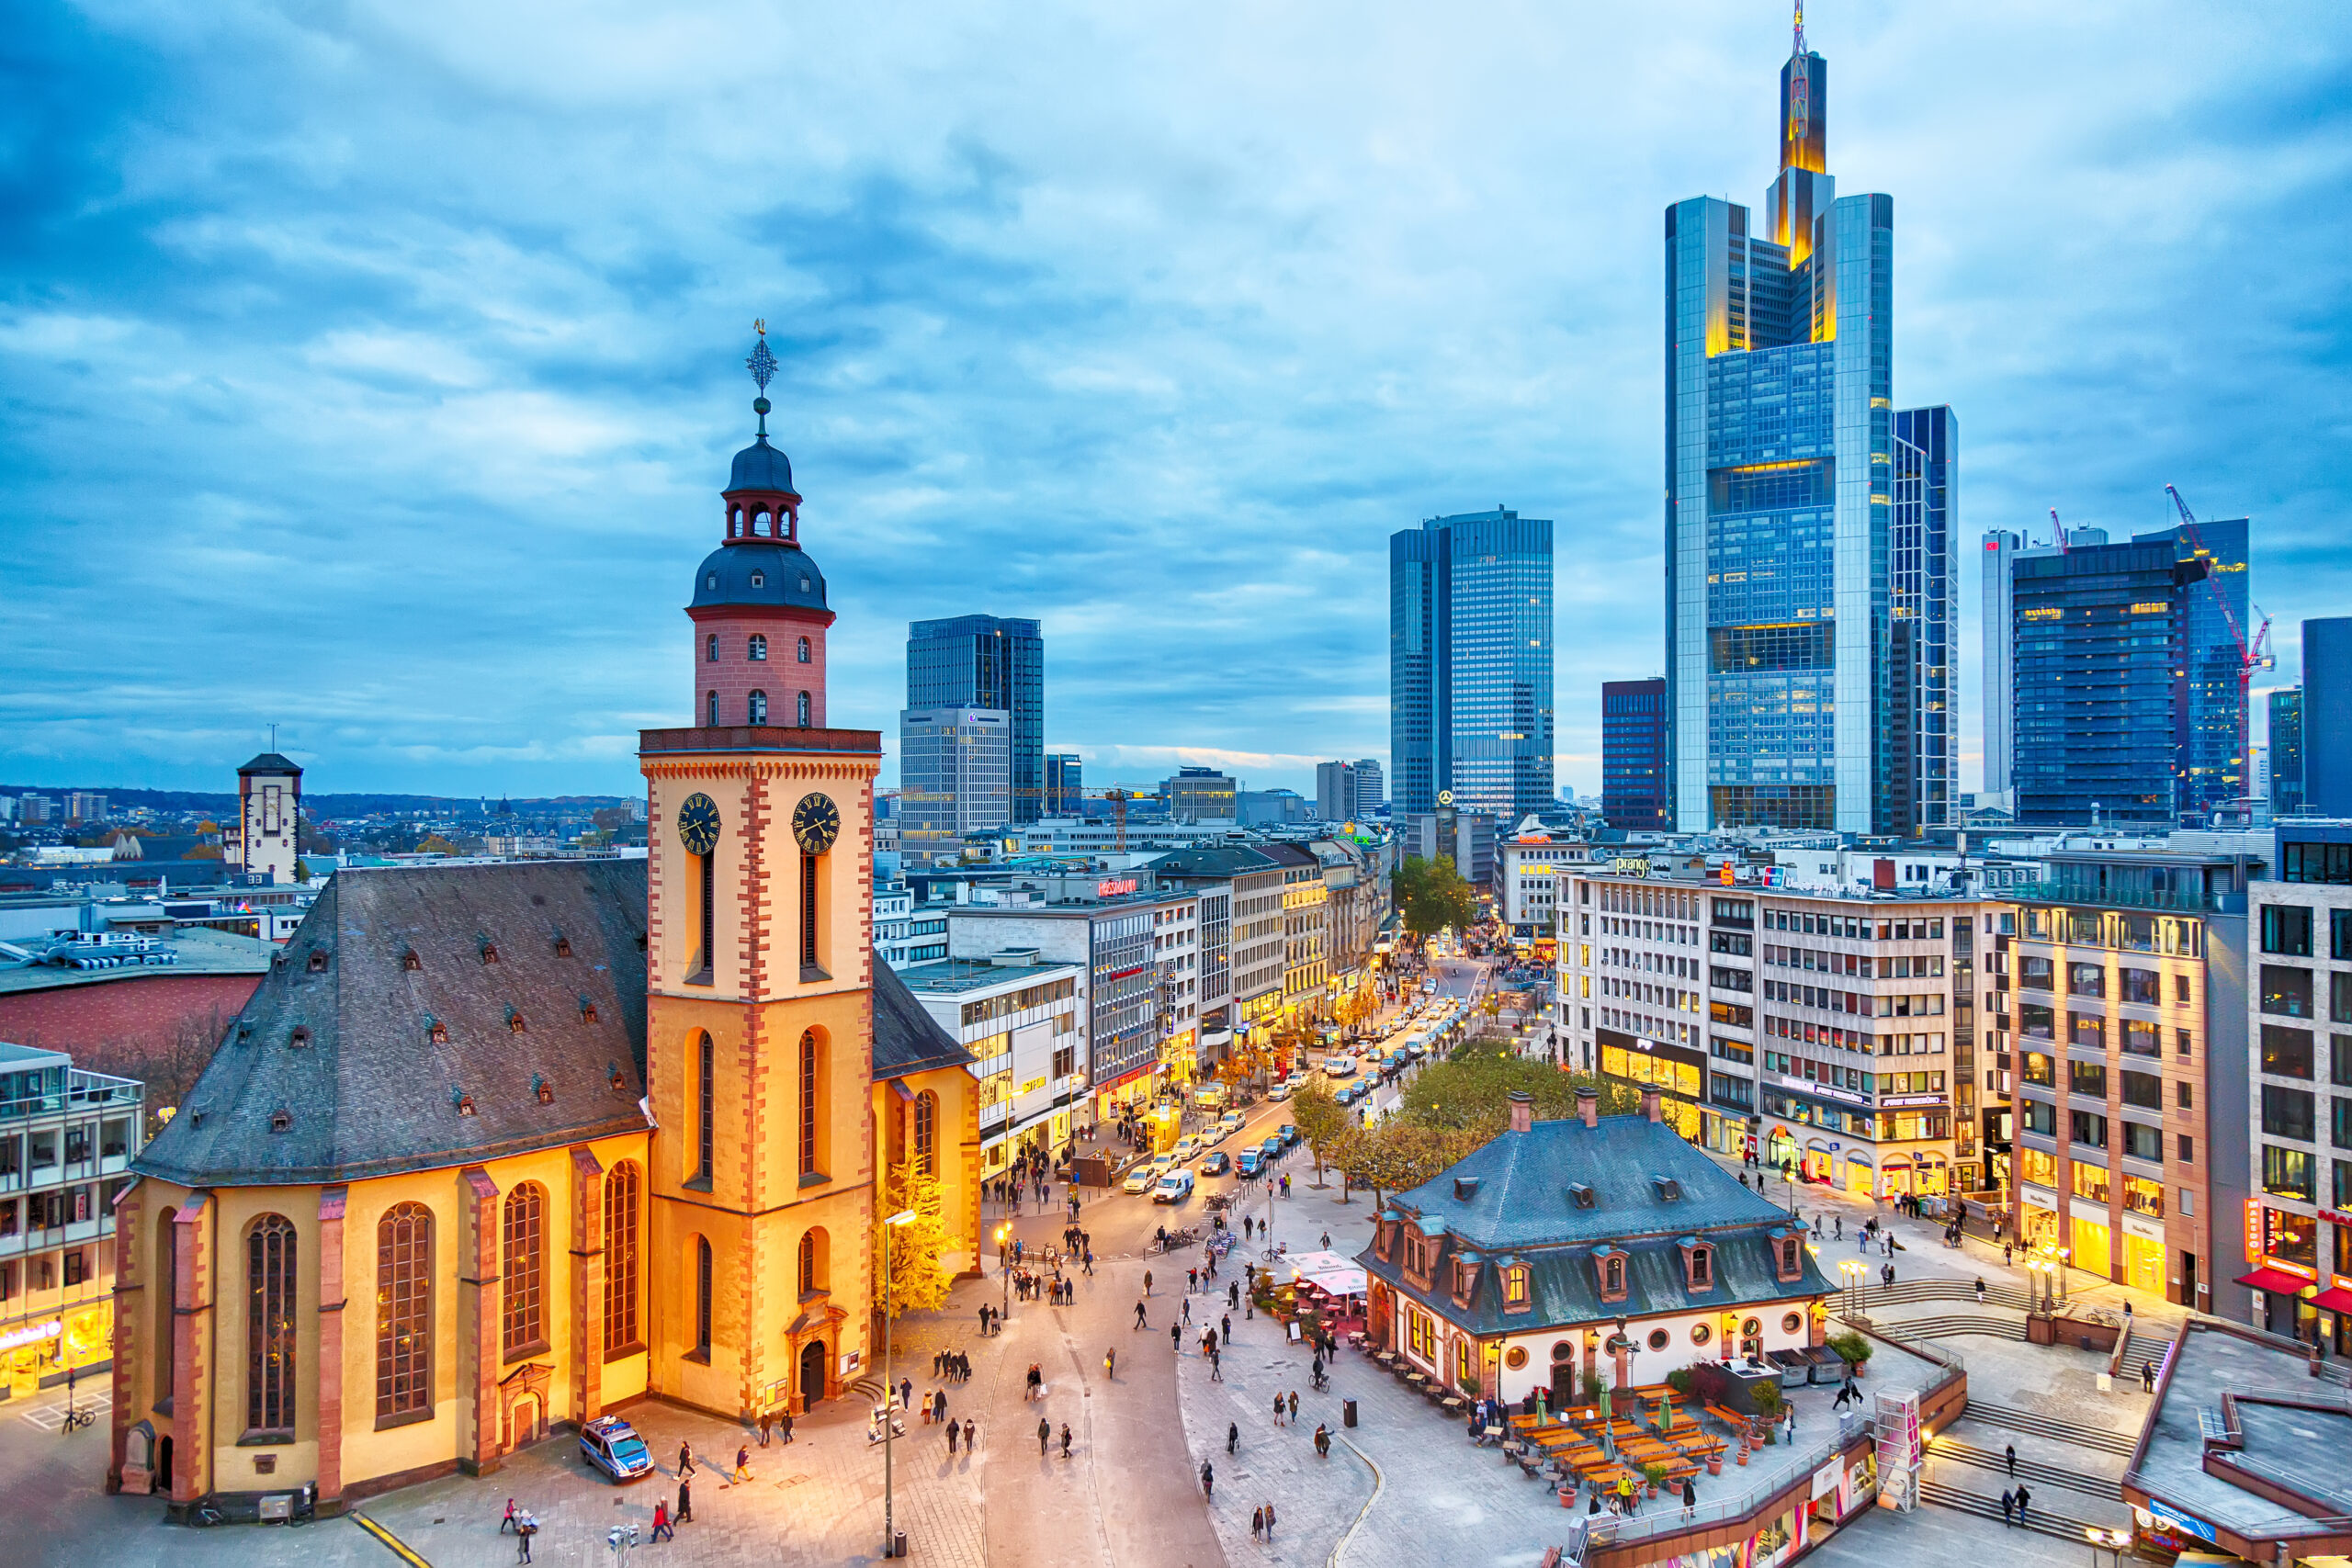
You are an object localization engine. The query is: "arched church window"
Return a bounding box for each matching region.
[748,691,768,724]
[799,1031,822,1178]
[707,691,718,727]
[604,1162,640,1351]
[797,637,811,664]
[246,1214,297,1437]
[796,691,810,727]
[376,1202,432,1420]
[707,634,718,663]
[914,1092,937,1176]
[501,1183,546,1357]
[692,1235,713,1358]
[748,634,767,661]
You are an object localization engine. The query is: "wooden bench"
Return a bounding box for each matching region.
[1705,1402,1760,1437]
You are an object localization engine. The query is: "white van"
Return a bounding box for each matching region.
[1324,1055,1357,1077]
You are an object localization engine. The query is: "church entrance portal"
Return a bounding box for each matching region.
[799,1341,828,1409]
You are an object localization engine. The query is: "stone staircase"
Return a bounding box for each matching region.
[1953,1399,2138,1459]
[1917,1478,2119,1542]
[1924,1434,2123,1498]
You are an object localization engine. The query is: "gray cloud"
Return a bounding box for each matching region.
[3,0,2347,799]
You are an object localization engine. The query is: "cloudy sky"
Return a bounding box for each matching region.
[4,0,2348,803]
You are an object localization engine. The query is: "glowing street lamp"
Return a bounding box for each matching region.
[882,1208,916,1560]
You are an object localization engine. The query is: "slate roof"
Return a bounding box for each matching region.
[1148,845,1281,879]
[1394,1113,1792,1248]
[1357,1112,1833,1337]
[727,434,797,495]
[872,961,973,1081]
[238,752,302,775]
[135,861,651,1186]
[691,538,828,614]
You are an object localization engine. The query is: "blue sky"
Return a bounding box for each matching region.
[4,1,2348,803]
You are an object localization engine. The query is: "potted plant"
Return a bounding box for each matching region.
[1750,1379,1784,1440]
[1826,1330,1873,1378]
[1641,1461,1668,1498]
[1580,1371,1605,1410]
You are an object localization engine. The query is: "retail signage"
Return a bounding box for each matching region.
[1879,1094,1944,1109]
[1779,1074,1867,1107]
[0,1320,61,1353]
[2146,1502,2216,1544]
[1097,877,1137,897]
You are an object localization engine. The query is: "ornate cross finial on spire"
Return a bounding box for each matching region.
[745,321,778,436]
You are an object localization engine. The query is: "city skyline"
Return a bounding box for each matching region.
[4,4,2348,803]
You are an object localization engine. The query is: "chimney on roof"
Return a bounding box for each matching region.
[1641,1087,1663,1123]
[1509,1089,1533,1134]
[1576,1084,1599,1129]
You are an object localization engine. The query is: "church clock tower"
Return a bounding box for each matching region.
[640,327,880,1418]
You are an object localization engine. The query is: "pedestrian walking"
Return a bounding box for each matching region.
[732,1445,752,1483]
[650,1501,673,1541]
[516,1510,537,1564]
[1975,1278,1987,1305]
[1210,1347,1223,1382]
[1171,1323,1182,1352]
[2142,1359,2156,1393]
[2003,1242,2015,1267]
[1105,1348,1117,1378]
[933,1389,947,1424]
[1314,1423,1330,1458]
[1188,1267,1198,1292]
[758,1412,773,1447]
[948,1420,960,1456]
[1263,1501,1277,1539]
[900,1376,913,1411]
[1251,1506,1265,1541]
[2005,1442,2017,1476]
[502,1499,521,1534]
[1273,1393,1285,1427]
[1201,1461,1216,1500]
[2015,1484,2031,1522]
[1288,1390,1300,1423]
[1136,1300,1148,1329]
[1228,1420,1239,1454]
[1145,1269,1154,1295]
[678,1442,695,1477]
[1681,1478,1697,1520]
[1037,1417,1051,1455]
[677,1478,694,1523]
[1060,1424,1073,1458]
[1999,1488,2014,1527]
[780,1409,795,1444]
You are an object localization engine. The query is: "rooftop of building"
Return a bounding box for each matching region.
[0,1040,70,1071]
[894,953,1081,994]
[0,924,278,997]
[2127,1318,2352,1558]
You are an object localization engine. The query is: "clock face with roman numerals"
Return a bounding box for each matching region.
[676,793,721,857]
[792,793,841,855]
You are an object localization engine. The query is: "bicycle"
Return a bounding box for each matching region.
[189,1495,228,1528]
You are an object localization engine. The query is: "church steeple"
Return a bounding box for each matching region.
[724,321,802,545]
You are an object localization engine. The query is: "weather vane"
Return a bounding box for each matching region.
[746,320,778,435]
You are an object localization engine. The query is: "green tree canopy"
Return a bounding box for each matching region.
[1291,1077,1352,1184]
[875,1160,954,1320]
[1399,1039,1637,1131]
[1392,854,1480,940]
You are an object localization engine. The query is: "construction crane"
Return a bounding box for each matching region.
[2049,507,2068,553]
[1088,788,1137,853]
[2165,483,2273,808]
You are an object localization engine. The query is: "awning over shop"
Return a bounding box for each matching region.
[2233,1265,2318,1296]
[2310,1286,2352,1314]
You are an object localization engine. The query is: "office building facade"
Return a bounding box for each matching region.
[1981,531,2024,801]
[908,615,1045,822]
[1045,752,1082,816]
[2246,823,2352,1353]
[2010,532,2218,827]
[2304,617,2352,817]
[2267,690,2304,815]
[1600,678,1669,831]
[2003,849,2252,1316]
[899,706,1012,865]
[1664,20,1955,837]
[1390,509,1555,821]
[1161,767,1237,823]
[1351,759,1385,818]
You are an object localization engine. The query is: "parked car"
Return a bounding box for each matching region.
[1154,1169,1196,1204]
[1260,1136,1283,1162]
[1237,1148,1264,1178]
[581,1415,654,1482]
[1278,1122,1299,1146]
[1268,1080,1294,1101]
[1199,1150,1230,1177]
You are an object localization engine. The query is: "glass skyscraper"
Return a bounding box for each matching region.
[1665,18,1956,835]
[1390,508,1555,821]
[1600,678,1669,831]
[907,615,1044,822]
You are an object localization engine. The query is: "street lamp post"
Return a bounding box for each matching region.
[995,1223,1012,1319]
[882,1208,916,1560]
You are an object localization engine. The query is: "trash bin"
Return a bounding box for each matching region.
[1343,1398,1358,1428]
[891,1530,909,1558]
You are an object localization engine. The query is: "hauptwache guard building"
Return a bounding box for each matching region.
[105,346,981,1514]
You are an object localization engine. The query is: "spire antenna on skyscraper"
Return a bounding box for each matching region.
[1792,0,1805,59]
